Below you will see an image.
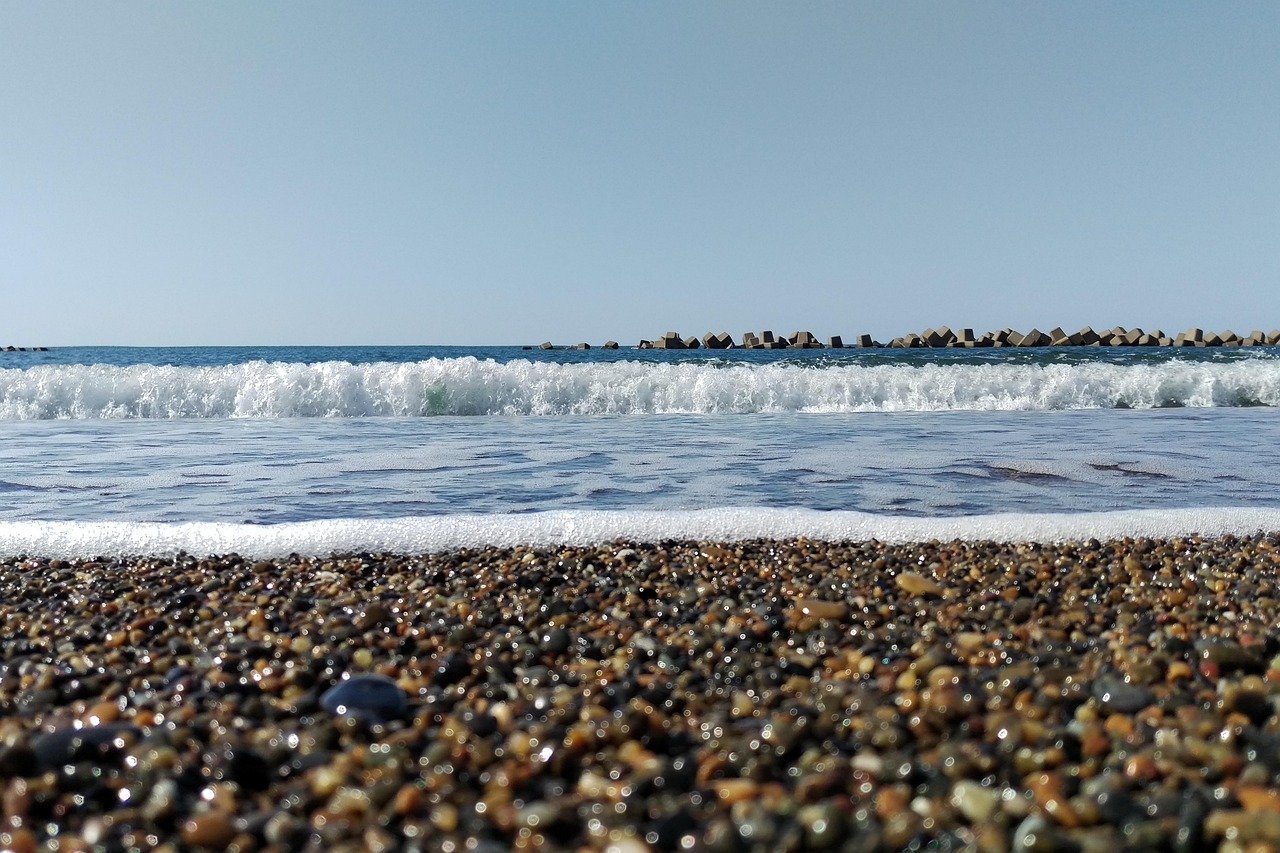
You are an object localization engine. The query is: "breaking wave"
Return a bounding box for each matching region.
[4,357,1280,419]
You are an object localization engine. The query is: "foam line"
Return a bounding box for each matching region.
[3,508,1279,558]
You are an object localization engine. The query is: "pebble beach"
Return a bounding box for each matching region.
[3,536,1280,852]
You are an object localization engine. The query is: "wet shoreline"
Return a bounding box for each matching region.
[3,535,1280,851]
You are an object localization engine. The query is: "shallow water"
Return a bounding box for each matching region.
[3,346,1280,553]
[1,409,1276,523]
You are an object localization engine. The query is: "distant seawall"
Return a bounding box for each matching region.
[533,326,1280,350]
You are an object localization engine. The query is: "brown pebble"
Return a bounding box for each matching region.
[875,784,911,821]
[790,598,848,620]
[1028,772,1081,828]
[392,784,424,816]
[180,812,237,850]
[1238,786,1280,813]
[712,778,759,805]
[896,571,947,597]
[0,828,36,853]
[430,803,459,833]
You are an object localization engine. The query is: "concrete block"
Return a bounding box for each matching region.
[1014,329,1048,347]
[924,327,955,347]
[539,342,555,350]
[603,341,619,349]
[828,335,844,349]
[655,330,686,348]
[856,334,876,348]
[682,336,701,349]
[1071,327,1100,346]
[702,332,734,349]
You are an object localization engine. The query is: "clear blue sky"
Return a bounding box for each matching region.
[2,3,1277,346]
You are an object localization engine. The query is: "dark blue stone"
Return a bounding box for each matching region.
[31,723,142,771]
[320,674,408,724]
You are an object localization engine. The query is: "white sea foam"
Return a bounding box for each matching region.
[2,508,1279,558]
[4,358,1280,418]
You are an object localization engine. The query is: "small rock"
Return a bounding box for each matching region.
[31,723,140,771]
[181,811,237,850]
[790,599,848,620]
[1093,674,1154,714]
[541,628,572,655]
[320,674,408,724]
[952,779,1001,822]
[896,572,947,597]
[1201,641,1263,674]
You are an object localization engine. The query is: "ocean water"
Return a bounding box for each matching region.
[2,344,1280,556]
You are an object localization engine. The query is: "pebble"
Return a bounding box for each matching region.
[790,598,848,620]
[951,779,1001,822]
[319,674,408,724]
[180,811,237,850]
[1092,673,1154,714]
[0,534,1278,850]
[895,571,948,597]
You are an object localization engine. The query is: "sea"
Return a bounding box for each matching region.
[3,344,1280,557]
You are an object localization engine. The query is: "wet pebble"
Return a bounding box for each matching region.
[0,534,1278,852]
[895,571,948,597]
[1092,674,1154,714]
[319,674,408,724]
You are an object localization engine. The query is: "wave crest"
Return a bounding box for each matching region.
[3,357,1280,419]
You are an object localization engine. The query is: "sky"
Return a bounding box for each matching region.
[2,3,1278,347]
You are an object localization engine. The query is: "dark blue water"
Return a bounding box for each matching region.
[5,343,1276,369]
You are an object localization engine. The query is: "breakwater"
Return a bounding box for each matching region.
[633,326,1280,349]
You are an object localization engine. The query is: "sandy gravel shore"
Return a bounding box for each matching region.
[2,535,1280,852]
